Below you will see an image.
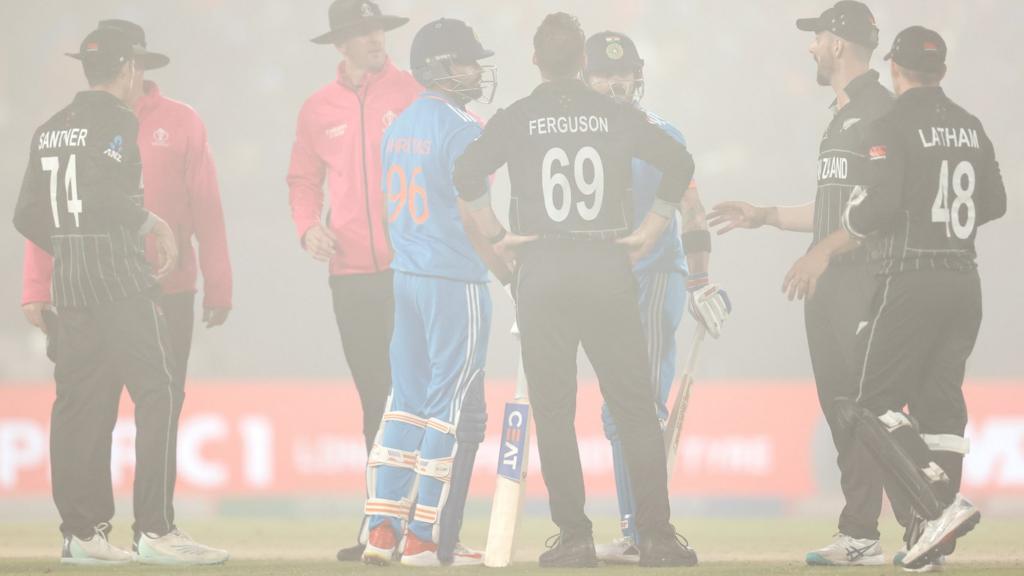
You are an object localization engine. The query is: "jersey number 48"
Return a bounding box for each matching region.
[931,159,975,240]
[542,146,605,223]
[42,155,82,229]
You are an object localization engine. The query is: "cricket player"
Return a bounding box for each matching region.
[287,0,421,560]
[454,12,699,568]
[708,2,896,564]
[12,25,228,565]
[582,31,727,564]
[361,18,509,567]
[839,25,1006,570]
[21,28,233,554]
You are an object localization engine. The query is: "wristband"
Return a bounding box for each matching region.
[488,228,508,245]
[686,272,710,292]
[682,230,712,255]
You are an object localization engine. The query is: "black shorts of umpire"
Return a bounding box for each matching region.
[515,241,674,541]
[51,292,180,539]
[836,268,981,521]
[804,262,885,539]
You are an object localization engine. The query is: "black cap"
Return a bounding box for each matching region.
[410,18,493,85]
[584,31,644,77]
[311,0,409,45]
[98,19,169,70]
[885,26,947,74]
[796,1,879,49]
[65,27,138,72]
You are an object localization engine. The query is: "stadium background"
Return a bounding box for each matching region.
[1,0,1021,562]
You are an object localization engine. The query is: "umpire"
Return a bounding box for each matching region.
[708,2,896,564]
[13,26,226,565]
[454,12,697,568]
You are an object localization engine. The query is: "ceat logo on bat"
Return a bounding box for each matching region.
[497,402,529,482]
[869,145,887,160]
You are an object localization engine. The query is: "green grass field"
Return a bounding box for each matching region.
[2,515,1022,575]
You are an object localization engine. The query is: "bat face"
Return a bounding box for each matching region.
[497,402,530,482]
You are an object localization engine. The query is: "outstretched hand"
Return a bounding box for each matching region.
[708,201,767,235]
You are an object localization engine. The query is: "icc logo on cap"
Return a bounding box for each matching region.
[361,2,374,17]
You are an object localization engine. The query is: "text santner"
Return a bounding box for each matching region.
[529,115,610,136]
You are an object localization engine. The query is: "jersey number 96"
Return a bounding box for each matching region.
[542,146,605,223]
[387,164,429,225]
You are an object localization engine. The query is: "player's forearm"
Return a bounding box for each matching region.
[460,198,505,241]
[812,228,860,260]
[684,251,709,276]
[459,202,512,285]
[765,202,815,232]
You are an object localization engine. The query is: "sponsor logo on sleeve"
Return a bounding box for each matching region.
[869,145,887,160]
[104,135,124,162]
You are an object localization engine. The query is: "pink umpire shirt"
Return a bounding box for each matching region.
[287,59,421,276]
[22,81,233,310]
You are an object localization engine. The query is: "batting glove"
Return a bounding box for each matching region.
[687,273,732,338]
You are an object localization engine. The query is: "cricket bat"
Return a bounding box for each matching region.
[484,324,530,568]
[663,323,707,482]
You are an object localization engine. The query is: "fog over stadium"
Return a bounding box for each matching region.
[1,0,1019,381]
[0,0,1021,572]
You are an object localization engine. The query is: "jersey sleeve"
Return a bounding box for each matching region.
[88,112,153,232]
[185,112,233,309]
[843,119,906,239]
[453,107,511,205]
[628,108,695,208]
[286,101,326,242]
[444,121,484,188]
[975,126,1007,227]
[12,142,52,253]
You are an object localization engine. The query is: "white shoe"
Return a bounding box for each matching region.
[805,533,884,566]
[595,536,640,564]
[60,523,132,565]
[135,527,230,565]
[903,495,979,570]
[895,545,945,572]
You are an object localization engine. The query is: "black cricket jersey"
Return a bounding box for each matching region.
[813,70,894,264]
[454,78,694,240]
[843,86,1007,275]
[13,90,157,308]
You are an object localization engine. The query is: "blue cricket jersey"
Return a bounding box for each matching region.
[383,92,489,283]
[632,111,689,275]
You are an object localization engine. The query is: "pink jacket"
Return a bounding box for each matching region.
[23,81,233,309]
[287,59,421,275]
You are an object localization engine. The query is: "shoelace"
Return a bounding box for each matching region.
[92,522,113,545]
[544,533,561,549]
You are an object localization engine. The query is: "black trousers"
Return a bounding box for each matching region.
[329,271,394,452]
[854,269,981,496]
[804,263,886,539]
[515,242,672,539]
[51,291,181,539]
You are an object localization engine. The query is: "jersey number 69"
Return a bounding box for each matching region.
[542,146,605,223]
